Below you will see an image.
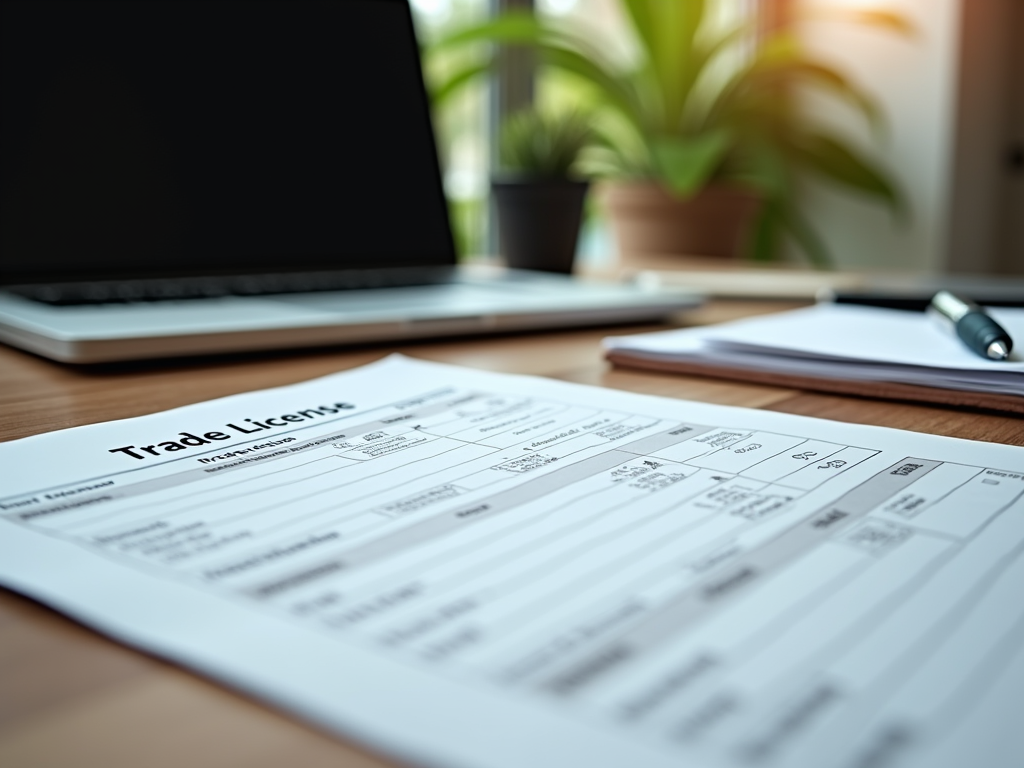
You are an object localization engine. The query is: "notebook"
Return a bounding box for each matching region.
[605,304,1024,414]
[0,0,698,363]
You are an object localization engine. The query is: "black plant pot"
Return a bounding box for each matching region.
[491,178,589,274]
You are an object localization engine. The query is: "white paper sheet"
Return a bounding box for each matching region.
[711,304,1024,367]
[2,355,1023,768]
[604,304,1024,396]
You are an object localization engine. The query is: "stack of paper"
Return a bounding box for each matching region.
[605,304,1024,412]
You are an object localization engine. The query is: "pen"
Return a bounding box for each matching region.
[928,290,1014,360]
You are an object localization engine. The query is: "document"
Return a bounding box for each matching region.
[606,304,1024,395]
[2,355,1022,768]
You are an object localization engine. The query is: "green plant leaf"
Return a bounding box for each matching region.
[755,32,804,65]
[429,60,491,106]
[773,61,881,128]
[679,20,754,132]
[733,135,790,198]
[651,129,730,196]
[746,199,832,268]
[622,0,705,130]
[428,10,547,52]
[693,20,752,74]
[699,34,799,131]
[500,108,592,176]
[539,45,645,133]
[778,204,832,268]
[587,119,655,177]
[620,0,657,56]
[748,201,782,263]
[713,56,882,132]
[793,132,903,214]
[428,12,644,133]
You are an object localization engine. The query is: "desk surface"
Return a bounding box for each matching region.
[2,300,1023,768]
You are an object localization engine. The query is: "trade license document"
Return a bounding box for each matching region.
[2,356,1022,768]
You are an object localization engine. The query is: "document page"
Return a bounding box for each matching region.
[605,304,1024,396]
[2,355,1022,768]
[706,304,1024,369]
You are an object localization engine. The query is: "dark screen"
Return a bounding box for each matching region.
[0,0,455,283]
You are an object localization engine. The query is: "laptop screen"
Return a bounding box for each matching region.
[0,0,456,284]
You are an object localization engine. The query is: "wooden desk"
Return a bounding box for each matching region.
[2,300,1022,768]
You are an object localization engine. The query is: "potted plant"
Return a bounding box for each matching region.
[491,108,591,274]
[427,1,908,267]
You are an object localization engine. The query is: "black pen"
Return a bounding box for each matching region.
[928,291,1014,360]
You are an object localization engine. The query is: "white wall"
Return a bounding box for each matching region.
[797,0,962,273]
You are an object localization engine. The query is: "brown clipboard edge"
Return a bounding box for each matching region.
[605,351,1024,416]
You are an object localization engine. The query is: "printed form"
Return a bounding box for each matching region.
[1,356,1022,768]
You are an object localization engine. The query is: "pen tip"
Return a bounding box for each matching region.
[987,341,1009,360]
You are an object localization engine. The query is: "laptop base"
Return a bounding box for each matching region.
[0,266,701,364]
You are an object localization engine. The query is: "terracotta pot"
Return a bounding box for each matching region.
[602,181,761,262]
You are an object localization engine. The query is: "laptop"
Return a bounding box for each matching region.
[0,0,699,364]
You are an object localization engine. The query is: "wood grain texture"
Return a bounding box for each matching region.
[1,299,1021,768]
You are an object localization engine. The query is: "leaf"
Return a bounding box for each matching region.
[755,32,804,65]
[622,0,706,130]
[745,198,831,267]
[734,136,790,198]
[748,202,782,263]
[587,119,654,176]
[773,61,882,129]
[697,36,797,131]
[715,57,882,132]
[539,45,645,133]
[778,204,832,268]
[793,132,903,214]
[429,60,491,106]
[679,21,754,132]
[620,0,657,56]
[500,108,593,176]
[651,129,731,197]
[693,20,753,74]
[428,11,547,52]
[429,14,645,133]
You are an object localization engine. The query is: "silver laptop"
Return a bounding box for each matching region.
[0,0,698,364]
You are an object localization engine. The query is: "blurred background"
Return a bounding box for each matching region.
[412,0,1023,276]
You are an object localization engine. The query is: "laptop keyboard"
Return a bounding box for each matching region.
[6,268,456,306]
